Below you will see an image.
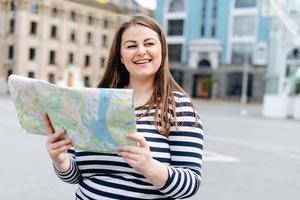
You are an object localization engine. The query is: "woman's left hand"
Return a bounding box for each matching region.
[117,133,154,175]
[117,133,169,188]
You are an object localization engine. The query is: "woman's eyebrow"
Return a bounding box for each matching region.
[144,38,156,42]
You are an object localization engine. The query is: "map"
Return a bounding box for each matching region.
[8,75,137,153]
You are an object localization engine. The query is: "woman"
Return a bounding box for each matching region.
[44,14,204,199]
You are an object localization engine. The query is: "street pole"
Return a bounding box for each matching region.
[240,52,249,116]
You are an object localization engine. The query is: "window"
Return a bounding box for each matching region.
[233,16,256,37]
[70,11,76,22]
[295,82,300,94]
[9,19,15,33]
[48,73,55,83]
[84,55,90,67]
[51,8,58,18]
[86,32,92,44]
[68,52,74,64]
[70,29,76,42]
[31,3,39,14]
[226,72,253,96]
[231,43,253,65]
[50,25,57,38]
[49,50,56,65]
[84,76,90,87]
[198,59,211,67]
[168,44,182,62]
[29,48,36,61]
[211,25,216,37]
[293,49,300,59]
[287,48,300,60]
[100,57,105,68]
[8,46,14,60]
[10,2,16,12]
[28,72,35,78]
[102,35,108,47]
[170,70,183,86]
[235,0,256,8]
[226,72,242,96]
[201,0,206,37]
[87,15,93,25]
[7,69,13,80]
[167,20,184,36]
[103,18,108,29]
[200,26,205,37]
[30,21,37,35]
[211,0,217,37]
[168,0,185,12]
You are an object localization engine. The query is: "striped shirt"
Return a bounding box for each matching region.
[55,91,204,200]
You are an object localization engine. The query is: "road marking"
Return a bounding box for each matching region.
[206,135,300,160]
[203,150,240,163]
[274,146,300,160]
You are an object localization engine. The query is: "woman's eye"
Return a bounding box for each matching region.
[127,45,137,49]
[146,43,155,46]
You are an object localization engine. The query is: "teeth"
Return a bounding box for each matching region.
[135,60,150,64]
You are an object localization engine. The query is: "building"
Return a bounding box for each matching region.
[155,0,270,101]
[262,0,300,119]
[0,0,152,91]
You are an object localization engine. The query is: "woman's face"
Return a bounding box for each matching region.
[120,25,162,82]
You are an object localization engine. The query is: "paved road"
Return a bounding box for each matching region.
[0,96,299,200]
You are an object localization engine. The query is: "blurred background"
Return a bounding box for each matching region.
[0,0,299,199]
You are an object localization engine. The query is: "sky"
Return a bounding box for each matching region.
[134,0,156,10]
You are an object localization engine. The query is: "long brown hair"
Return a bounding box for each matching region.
[97,14,186,136]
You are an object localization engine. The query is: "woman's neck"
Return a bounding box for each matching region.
[127,80,153,95]
[126,78,154,107]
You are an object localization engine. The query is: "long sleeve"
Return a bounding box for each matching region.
[158,93,204,199]
[54,148,82,184]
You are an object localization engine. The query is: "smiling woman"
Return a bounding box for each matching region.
[44,14,204,200]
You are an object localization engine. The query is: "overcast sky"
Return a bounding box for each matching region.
[135,0,156,10]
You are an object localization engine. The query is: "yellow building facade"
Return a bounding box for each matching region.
[0,0,151,89]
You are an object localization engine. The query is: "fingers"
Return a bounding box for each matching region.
[46,134,72,160]
[118,151,140,161]
[43,113,55,135]
[53,144,72,154]
[50,138,72,150]
[117,134,151,165]
[51,144,72,157]
[126,133,148,148]
[47,128,66,144]
[117,145,141,154]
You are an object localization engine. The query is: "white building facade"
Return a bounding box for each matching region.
[262,0,300,119]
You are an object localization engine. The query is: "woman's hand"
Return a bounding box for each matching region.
[43,113,72,172]
[117,134,168,188]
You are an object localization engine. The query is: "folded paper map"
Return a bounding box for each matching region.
[8,75,137,153]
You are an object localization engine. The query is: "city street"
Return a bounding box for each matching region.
[0,96,299,200]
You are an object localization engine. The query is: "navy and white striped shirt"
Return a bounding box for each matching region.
[55,91,204,200]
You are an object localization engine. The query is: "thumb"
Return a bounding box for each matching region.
[43,113,55,136]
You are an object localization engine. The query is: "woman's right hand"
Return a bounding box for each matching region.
[43,113,73,172]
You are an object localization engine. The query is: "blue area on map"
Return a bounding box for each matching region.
[81,90,117,148]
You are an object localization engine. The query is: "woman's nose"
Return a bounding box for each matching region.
[137,45,146,56]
